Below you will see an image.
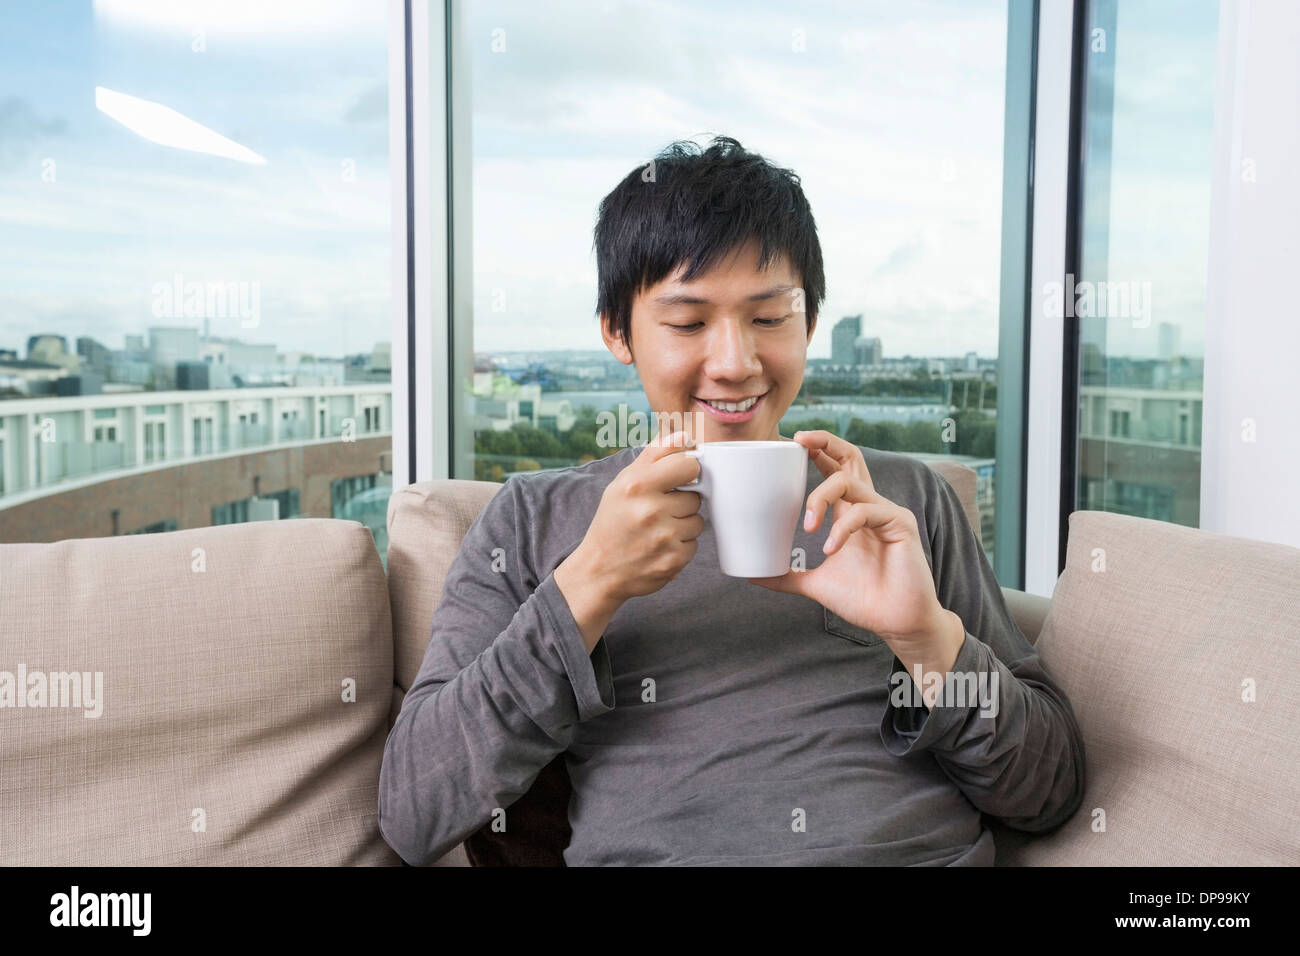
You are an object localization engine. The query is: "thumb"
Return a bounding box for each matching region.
[651,428,694,447]
[639,428,695,463]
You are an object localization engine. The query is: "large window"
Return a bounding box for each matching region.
[451,0,1031,576]
[0,1,394,559]
[1072,0,1218,527]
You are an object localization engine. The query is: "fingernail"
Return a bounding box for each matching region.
[804,509,814,530]
[823,535,835,553]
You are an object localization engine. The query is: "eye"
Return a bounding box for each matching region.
[666,315,789,332]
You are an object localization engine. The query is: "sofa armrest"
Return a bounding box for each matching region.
[1000,586,1051,645]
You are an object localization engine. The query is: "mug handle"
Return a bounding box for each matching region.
[672,449,708,496]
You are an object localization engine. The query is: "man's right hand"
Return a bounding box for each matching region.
[554,430,706,652]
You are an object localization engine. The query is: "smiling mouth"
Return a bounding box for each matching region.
[693,391,768,413]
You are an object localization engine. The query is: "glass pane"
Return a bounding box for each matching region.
[0,2,393,559]
[1074,0,1217,527]
[453,0,1029,577]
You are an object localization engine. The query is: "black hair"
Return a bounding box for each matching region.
[593,135,825,352]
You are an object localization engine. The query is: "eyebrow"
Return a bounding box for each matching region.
[651,283,795,307]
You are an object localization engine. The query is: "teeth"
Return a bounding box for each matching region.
[702,396,758,412]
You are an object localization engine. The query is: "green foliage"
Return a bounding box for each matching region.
[781,416,838,436]
[797,374,997,407]
[471,394,998,485]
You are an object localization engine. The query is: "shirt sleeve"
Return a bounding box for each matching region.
[877,465,1087,834]
[378,476,616,866]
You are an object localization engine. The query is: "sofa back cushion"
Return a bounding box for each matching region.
[0,519,399,865]
[387,479,504,717]
[925,458,981,549]
[994,510,1300,865]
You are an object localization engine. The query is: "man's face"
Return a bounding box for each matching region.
[601,239,816,445]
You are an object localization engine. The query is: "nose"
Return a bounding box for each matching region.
[703,316,763,384]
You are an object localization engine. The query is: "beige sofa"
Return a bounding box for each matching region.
[3,459,1297,866]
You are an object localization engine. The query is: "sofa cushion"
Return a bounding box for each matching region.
[926,458,982,549]
[387,480,504,703]
[995,509,1300,865]
[0,519,399,865]
[388,479,563,867]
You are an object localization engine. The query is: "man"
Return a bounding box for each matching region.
[379,135,1085,866]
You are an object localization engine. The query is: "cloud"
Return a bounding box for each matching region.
[344,84,387,123]
[871,237,927,278]
[91,0,378,40]
[0,97,69,169]
[0,149,390,356]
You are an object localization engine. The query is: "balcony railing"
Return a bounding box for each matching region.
[4,421,391,505]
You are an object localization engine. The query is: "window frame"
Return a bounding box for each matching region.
[1024,0,1080,595]
[396,0,1083,596]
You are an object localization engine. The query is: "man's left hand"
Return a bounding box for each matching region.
[748,430,964,663]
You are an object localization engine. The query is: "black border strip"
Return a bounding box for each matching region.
[1058,0,1087,574]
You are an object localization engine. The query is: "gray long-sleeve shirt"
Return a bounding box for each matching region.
[378,442,1086,866]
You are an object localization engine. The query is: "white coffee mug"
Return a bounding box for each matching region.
[674,439,808,577]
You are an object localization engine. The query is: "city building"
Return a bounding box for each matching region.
[77,337,112,373]
[831,314,862,365]
[29,335,82,372]
[0,385,392,542]
[1077,384,1201,526]
[0,358,65,397]
[854,335,882,366]
[149,327,201,368]
[1158,322,1180,360]
[469,372,575,434]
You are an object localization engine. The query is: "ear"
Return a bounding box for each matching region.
[600,312,634,365]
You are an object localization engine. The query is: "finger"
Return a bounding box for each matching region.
[803,471,848,532]
[664,489,702,518]
[807,447,840,480]
[676,512,706,541]
[635,430,699,487]
[649,452,704,492]
[792,429,855,466]
[640,429,697,463]
[803,472,883,532]
[746,566,811,597]
[794,430,874,488]
[822,501,912,553]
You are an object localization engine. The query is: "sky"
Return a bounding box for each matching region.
[0,0,391,361]
[465,0,1011,360]
[0,0,1218,365]
[1079,0,1219,362]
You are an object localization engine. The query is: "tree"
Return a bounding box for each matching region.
[784,416,838,436]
